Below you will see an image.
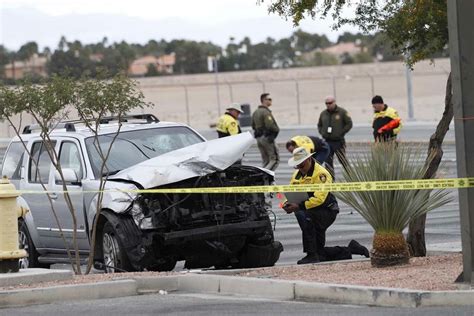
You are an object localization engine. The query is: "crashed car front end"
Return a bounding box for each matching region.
[96,133,283,270]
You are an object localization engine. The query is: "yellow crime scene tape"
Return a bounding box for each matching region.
[7,177,474,195]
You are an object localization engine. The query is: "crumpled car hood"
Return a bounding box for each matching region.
[110,131,265,189]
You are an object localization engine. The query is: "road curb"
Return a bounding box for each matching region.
[0,279,137,308]
[0,269,73,287]
[167,274,474,307]
[1,273,473,308]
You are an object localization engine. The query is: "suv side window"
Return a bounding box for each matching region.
[59,141,83,179]
[2,142,24,179]
[29,141,56,183]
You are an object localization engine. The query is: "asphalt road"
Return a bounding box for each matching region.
[2,292,473,316]
[197,121,456,143]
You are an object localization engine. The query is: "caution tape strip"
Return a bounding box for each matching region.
[5,177,474,195]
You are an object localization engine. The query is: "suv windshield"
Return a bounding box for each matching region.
[85,126,204,177]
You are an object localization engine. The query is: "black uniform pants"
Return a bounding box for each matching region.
[325,140,349,179]
[294,208,352,261]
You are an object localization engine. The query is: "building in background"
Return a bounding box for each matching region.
[4,54,48,80]
[128,53,176,77]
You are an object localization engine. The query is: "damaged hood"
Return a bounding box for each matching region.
[110,131,255,189]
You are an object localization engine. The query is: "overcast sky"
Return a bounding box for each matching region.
[1,0,359,50]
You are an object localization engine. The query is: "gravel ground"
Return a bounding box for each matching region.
[240,253,463,291]
[0,253,463,292]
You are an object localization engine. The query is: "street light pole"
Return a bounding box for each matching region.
[447,0,474,285]
[405,64,415,120]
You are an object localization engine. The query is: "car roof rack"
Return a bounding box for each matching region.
[22,123,76,134]
[21,114,159,134]
[99,114,160,124]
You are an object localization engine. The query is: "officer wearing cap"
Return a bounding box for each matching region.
[371,95,402,142]
[283,147,369,264]
[317,95,352,179]
[216,103,243,138]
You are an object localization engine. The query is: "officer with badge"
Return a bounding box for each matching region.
[283,147,369,264]
[317,95,352,179]
[251,93,280,171]
[216,104,243,138]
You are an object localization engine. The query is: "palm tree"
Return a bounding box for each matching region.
[336,142,452,267]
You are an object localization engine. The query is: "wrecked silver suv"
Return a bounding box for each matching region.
[4,115,282,272]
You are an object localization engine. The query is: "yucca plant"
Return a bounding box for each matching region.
[336,142,452,267]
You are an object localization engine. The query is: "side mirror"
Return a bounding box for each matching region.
[55,168,80,186]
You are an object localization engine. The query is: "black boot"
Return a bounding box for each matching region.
[297,253,320,265]
[348,240,370,258]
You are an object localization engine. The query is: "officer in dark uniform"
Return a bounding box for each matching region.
[283,147,369,264]
[216,104,243,138]
[317,95,352,179]
[251,93,280,171]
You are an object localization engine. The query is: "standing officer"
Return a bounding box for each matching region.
[283,147,369,264]
[216,104,243,138]
[371,95,402,142]
[251,93,280,171]
[317,95,352,179]
[285,135,330,166]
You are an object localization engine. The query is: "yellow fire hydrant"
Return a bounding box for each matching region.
[0,176,28,273]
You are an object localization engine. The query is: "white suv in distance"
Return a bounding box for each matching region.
[3,114,282,272]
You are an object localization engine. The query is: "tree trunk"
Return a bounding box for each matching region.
[407,73,454,256]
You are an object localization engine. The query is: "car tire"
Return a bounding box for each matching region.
[102,221,132,273]
[147,257,177,272]
[237,241,283,268]
[18,220,42,269]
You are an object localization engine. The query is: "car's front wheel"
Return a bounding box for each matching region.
[102,222,132,273]
[18,220,42,269]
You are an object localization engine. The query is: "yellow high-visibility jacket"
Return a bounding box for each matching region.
[290,159,334,210]
[372,105,402,140]
[216,113,241,137]
[290,135,315,153]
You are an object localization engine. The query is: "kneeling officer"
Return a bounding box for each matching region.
[283,147,369,264]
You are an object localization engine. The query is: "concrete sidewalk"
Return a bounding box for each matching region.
[0,265,472,309]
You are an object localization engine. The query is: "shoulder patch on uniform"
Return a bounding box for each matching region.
[319,174,327,183]
[267,116,273,121]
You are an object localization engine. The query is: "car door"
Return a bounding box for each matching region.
[20,139,58,250]
[52,138,88,251]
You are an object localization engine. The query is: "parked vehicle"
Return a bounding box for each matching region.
[3,115,282,272]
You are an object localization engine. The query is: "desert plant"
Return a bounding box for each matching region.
[336,142,452,267]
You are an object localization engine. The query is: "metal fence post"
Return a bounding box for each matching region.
[368,74,375,96]
[332,76,337,99]
[226,80,234,103]
[256,77,266,92]
[213,58,221,116]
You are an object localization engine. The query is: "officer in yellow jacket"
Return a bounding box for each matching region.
[371,95,402,142]
[283,147,369,264]
[216,104,243,138]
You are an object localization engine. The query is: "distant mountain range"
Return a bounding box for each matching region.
[1,7,357,50]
